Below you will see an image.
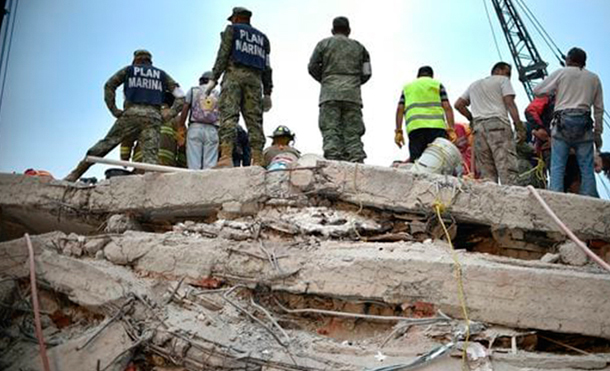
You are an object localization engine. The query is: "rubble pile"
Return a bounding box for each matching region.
[1,158,610,370]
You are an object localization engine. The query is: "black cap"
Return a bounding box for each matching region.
[332,16,350,30]
[228,7,252,21]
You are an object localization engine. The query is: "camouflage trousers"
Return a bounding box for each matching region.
[472,117,519,185]
[318,100,366,162]
[218,67,265,153]
[88,111,161,165]
[120,121,177,166]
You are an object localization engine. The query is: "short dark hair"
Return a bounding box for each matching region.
[567,47,587,67]
[491,62,511,75]
[332,16,350,35]
[417,66,434,78]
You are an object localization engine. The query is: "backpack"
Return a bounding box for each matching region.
[190,87,219,124]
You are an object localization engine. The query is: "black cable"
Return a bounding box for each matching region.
[515,0,565,62]
[483,0,503,60]
[513,0,563,64]
[0,0,12,75]
[0,0,17,118]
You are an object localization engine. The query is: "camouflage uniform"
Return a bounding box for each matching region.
[120,114,183,166]
[65,61,181,180]
[472,117,520,185]
[211,24,272,157]
[308,33,371,162]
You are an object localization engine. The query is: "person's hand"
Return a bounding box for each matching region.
[112,108,123,118]
[395,130,405,148]
[515,121,527,144]
[204,79,217,96]
[262,95,272,112]
[594,152,603,173]
[176,126,186,147]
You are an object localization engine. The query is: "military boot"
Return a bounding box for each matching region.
[64,160,91,182]
[215,143,234,168]
[251,149,264,167]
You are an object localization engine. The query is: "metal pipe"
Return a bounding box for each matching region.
[86,156,193,173]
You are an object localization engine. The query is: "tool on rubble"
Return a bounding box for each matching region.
[86,156,192,173]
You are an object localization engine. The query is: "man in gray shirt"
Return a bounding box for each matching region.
[455,62,526,185]
[534,47,603,197]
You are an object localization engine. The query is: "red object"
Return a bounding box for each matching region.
[24,169,54,179]
[190,277,223,289]
[525,95,550,129]
[452,123,473,176]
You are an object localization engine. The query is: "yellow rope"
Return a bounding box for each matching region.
[518,155,547,182]
[433,201,470,371]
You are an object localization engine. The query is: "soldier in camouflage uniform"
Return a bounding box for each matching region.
[308,16,371,163]
[205,7,273,167]
[64,50,184,181]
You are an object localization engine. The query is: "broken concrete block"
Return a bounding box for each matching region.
[105,214,143,234]
[84,237,109,256]
[540,253,560,264]
[559,241,588,266]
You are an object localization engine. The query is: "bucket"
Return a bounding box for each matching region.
[411,137,462,175]
[267,152,299,171]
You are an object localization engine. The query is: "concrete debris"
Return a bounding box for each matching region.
[559,241,589,266]
[1,159,610,370]
[105,213,143,234]
[541,253,560,264]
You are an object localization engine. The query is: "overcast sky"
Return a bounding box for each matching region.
[1,0,609,197]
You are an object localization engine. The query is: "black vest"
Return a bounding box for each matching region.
[124,65,166,105]
[231,24,268,71]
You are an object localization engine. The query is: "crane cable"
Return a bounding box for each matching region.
[482,0,503,60]
[0,0,18,119]
[513,0,565,64]
[513,0,564,65]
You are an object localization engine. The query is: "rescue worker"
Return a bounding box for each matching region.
[534,47,604,197]
[233,125,251,166]
[64,50,184,181]
[395,66,455,161]
[206,7,273,167]
[178,71,221,169]
[308,16,371,163]
[263,125,301,168]
[454,62,526,185]
[121,92,184,167]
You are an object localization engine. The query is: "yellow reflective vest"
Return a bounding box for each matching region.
[402,77,447,134]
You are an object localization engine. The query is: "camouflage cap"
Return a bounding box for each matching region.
[133,49,152,60]
[332,16,350,30]
[200,71,214,80]
[227,6,252,20]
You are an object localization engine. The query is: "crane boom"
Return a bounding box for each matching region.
[490,0,548,101]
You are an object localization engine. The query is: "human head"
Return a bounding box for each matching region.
[228,6,252,24]
[491,62,511,77]
[332,16,350,36]
[566,47,587,68]
[270,125,295,145]
[199,71,213,85]
[133,49,152,65]
[417,66,434,78]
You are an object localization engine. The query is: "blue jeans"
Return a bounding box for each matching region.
[549,138,598,197]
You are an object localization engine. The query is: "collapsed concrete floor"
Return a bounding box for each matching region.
[1,157,610,370]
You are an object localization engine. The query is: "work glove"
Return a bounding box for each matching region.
[111,108,124,118]
[394,130,405,148]
[595,132,603,152]
[262,95,272,112]
[176,126,186,147]
[515,121,527,144]
[203,79,217,96]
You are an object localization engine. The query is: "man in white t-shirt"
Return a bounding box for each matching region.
[177,71,220,169]
[454,62,526,185]
[533,47,603,198]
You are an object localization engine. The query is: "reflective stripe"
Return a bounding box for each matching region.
[158,149,175,159]
[403,77,446,134]
[404,102,442,112]
[405,114,446,125]
[160,126,175,136]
